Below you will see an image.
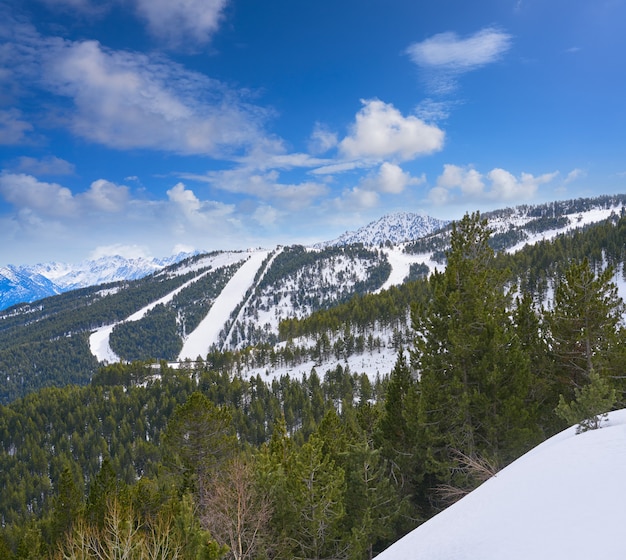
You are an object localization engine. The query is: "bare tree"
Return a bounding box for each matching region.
[201,456,272,560]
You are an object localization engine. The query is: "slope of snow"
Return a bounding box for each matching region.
[178,250,270,360]
[377,409,626,560]
[89,252,250,363]
[377,247,443,292]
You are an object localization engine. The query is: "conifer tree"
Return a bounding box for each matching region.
[411,213,539,504]
[547,258,626,398]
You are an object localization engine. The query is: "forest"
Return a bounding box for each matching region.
[1,212,625,559]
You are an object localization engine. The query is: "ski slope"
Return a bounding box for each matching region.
[89,251,250,363]
[178,249,270,360]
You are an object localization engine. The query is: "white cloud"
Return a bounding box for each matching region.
[337,187,380,211]
[0,173,76,216]
[339,99,445,161]
[2,23,271,157]
[309,122,339,154]
[437,164,485,196]
[0,173,130,217]
[29,0,228,48]
[83,179,129,212]
[406,27,512,94]
[134,0,228,47]
[43,40,268,155]
[360,162,425,195]
[89,244,152,260]
[184,167,329,211]
[167,182,202,215]
[563,168,586,184]
[406,27,512,71]
[253,204,281,227]
[487,168,557,200]
[431,164,558,204]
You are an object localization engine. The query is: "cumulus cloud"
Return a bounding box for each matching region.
[0,173,76,217]
[406,27,512,94]
[339,99,445,161]
[430,164,557,204]
[0,173,129,217]
[83,179,130,212]
[360,162,425,195]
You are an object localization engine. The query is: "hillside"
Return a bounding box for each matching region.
[2,194,626,403]
[377,409,626,560]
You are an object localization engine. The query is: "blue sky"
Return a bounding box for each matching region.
[1,0,625,265]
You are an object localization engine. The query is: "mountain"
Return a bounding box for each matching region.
[3,194,626,403]
[0,252,193,311]
[0,265,63,311]
[316,211,449,248]
[377,409,626,560]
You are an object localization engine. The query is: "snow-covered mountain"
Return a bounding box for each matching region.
[0,252,193,311]
[316,212,449,248]
[0,265,63,311]
[377,409,626,560]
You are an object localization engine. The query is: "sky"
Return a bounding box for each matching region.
[1,0,626,265]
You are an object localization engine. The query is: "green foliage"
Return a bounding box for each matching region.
[556,371,617,433]
[411,213,542,507]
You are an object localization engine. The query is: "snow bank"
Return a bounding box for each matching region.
[377,409,626,560]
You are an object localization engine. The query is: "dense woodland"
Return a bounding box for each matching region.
[1,211,626,559]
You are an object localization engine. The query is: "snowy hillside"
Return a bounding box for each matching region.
[377,409,626,560]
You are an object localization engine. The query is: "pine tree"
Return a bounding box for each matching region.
[547,258,626,397]
[411,213,539,505]
[555,370,617,433]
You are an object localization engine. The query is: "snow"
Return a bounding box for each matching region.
[376,409,626,560]
[178,250,270,360]
[378,247,441,292]
[506,207,621,254]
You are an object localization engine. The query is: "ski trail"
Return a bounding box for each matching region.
[178,250,270,360]
[89,266,226,363]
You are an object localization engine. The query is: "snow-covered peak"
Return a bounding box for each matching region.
[316,212,449,248]
[377,409,626,560]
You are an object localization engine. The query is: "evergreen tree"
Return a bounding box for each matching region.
[161,392,237,496]
[555,371,617,433]
[547,258,626,397]
[411,213,539,506]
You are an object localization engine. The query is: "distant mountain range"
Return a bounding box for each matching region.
[0,213,447,311]
[0,253,193,311]
[2,195,626,313]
